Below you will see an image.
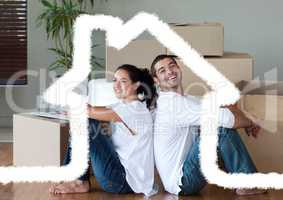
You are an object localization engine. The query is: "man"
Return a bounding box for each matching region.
[151,54,266,196]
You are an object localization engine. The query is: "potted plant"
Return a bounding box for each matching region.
[37,0,105,78]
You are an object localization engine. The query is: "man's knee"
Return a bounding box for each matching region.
[219,127,238,135]
[218,127,242,143]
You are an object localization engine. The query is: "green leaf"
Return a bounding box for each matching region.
[41,0,53,8]
[38,0,108,73]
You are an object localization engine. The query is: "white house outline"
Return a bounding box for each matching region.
[0,12,279,189]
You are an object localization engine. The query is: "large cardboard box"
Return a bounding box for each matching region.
[180,52,253,96]
[236,81,283,173]
[168,22,224,56]
[13,114,69,166]
[106,39,166,80]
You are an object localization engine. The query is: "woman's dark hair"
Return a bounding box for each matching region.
[116,64,157,109]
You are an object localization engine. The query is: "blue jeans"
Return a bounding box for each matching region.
[179,127,257,195]
[63,118,133,194]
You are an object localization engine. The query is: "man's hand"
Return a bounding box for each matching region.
[242,111,262,138]
[226,104,262,138]
[244,121,261,138]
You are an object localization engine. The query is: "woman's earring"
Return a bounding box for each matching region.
[138,93,145,101]
[155,84,160,93]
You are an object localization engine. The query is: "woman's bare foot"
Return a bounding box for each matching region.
[235,188,267,196]
[49,180,90,194]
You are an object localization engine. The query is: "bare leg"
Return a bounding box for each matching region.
[235,188,267,196]
[49,180,90,194]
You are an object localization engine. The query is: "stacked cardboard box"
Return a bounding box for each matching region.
[237,80,283,173]
[179,52,253,96]
[168,23,224,56]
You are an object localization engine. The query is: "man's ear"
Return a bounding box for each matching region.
[153,77,159,85]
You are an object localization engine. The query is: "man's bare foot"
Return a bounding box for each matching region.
[236,188,267,196]
[49,180,90,194]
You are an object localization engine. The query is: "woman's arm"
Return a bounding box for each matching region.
[87,104,122,122]
[87,104,136,135]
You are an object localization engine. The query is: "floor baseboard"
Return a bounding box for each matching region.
[0,127,12,143]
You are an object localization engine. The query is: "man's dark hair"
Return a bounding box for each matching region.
[150,54,178,77]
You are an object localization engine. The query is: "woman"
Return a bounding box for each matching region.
[49,64,157,196]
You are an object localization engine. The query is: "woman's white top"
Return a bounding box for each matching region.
[110,100,156,196]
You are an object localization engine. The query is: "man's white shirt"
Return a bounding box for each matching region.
[153,91,235,194]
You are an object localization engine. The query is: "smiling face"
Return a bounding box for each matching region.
[153,57,182,92]
[113,69,139,101]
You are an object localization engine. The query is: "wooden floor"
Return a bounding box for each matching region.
[0,143,281,200]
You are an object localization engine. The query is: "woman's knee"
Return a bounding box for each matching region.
[98,179,131,194]
[88,118,100,131]
[88,119,106,141]
[179,182,206,196]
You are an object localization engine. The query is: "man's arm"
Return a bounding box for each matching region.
[226,104,261,138]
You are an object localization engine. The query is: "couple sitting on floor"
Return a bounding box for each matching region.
[49,54,266,196]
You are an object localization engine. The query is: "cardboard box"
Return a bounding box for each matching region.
[180,52,253,96]
[13,114,69,166]
[236,81,283,173]
[237,80,283,122]
[106,39,166,80]
[168,22,224,56]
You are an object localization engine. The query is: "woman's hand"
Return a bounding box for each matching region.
[86,103,135,135]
